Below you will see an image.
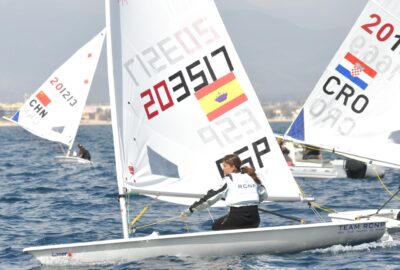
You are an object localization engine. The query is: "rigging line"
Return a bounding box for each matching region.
[295,180,308,199]
[374,166,400,201]
[58,143,66,155]
[309,205,325,222]
[295,179,336,224]
[355,187,400,220]
[126,193,130,228]
[289,170,309,201]
[302,145,322,151]
[129,205,151,227]
[309,201,337,214]
[184,222,190,232]
[376,187,400,214]
[258,208,305,224]
[285,138,400,169]
[132,215,182,231]
[206,208,214,222]
[296,178,337,214]
[295,180,329,210]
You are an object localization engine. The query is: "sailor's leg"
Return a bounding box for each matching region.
[211,206,260,230]
[212,215,229,230]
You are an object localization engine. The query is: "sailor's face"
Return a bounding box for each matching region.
[222,162,235,176]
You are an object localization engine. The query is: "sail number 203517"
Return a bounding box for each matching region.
[139,45,233,120]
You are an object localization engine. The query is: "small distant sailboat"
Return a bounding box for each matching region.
[284,0,400,230]
[4,29,105,164]
[23,0,388,266]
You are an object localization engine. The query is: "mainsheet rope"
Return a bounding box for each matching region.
[126,194,190,233]
[373,166,400,201]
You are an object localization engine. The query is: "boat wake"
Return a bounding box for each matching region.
[309,236,400,255]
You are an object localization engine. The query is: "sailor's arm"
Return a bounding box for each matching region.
[187,182,228,213]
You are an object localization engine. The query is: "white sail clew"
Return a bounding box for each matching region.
[8,29,105,152]
[285,0,400,169]
[107,0,302,204]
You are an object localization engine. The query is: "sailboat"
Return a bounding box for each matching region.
[280,138,385,179]
[3,29,105,165]
[23,0,388,265]
[284,0,400,231]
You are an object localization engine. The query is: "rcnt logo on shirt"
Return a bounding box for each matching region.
[237,183,257,189]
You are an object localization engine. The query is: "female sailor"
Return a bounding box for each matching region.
[182,154,267,230]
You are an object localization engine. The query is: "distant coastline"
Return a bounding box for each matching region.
[0,118,293,127]
[0,101,298,127]
[0,119,112,127]
[268,118,293,123]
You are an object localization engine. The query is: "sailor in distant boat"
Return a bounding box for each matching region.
[302,145,322,160]
[181,154,267,230]
[77,144,91,161]
[277,138,293,166]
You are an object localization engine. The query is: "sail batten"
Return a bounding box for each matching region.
[285,0,400,169]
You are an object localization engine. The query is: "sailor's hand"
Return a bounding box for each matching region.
[180,209,192,219]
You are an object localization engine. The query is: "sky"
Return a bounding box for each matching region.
[0,0,368,104]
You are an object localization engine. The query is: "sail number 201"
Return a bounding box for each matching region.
[49,77,78,107]
[361,13,400,52]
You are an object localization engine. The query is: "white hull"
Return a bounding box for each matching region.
[54,155,92,165]
[24,220,386,266]
[329,209,400,234]
[289,159,384,179]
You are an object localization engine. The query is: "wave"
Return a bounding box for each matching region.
[310,236,400,255]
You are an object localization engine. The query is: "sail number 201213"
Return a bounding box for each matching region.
[49,77,78,107]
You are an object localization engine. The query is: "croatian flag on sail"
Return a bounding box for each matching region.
[335,52,377,90]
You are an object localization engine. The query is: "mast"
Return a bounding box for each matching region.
[66,136,76,157]
[105,0,129,239]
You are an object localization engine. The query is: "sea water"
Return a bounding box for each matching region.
[1,123,400,270]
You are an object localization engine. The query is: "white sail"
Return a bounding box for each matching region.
[106,0,303,204]
[8,29,105,148]
[285,0,400,169]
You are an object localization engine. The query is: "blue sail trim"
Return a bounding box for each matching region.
[11,111,20,122]
[287,109,305,141]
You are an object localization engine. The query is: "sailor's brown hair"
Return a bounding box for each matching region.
[222,154,261,184]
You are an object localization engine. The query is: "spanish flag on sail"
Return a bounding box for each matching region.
[195,72,247,121]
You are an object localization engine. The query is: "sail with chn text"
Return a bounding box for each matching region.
[286,0,400,169]
[9,29,105,148]
[107,0,303,204]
